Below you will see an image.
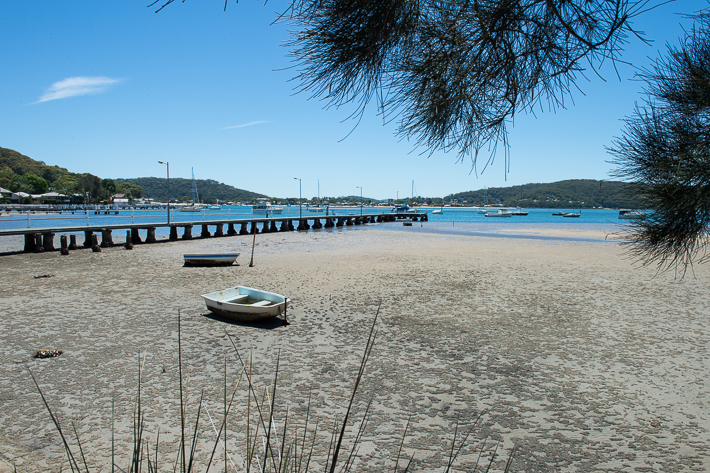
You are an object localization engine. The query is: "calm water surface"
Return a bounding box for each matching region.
[0,206,629,241]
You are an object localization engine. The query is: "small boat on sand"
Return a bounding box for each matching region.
[184,253,240,266]
[202,286,290,322]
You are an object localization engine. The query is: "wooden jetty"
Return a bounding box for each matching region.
[0,212,427,253]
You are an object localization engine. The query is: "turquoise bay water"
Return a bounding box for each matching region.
[0,206,628,240]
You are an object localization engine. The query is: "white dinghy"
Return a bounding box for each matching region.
[202,286,289,322]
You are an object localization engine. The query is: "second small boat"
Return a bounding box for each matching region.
[184,253,240,266]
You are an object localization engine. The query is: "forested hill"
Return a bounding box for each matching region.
[447,180,639,209]
[114,177,266,204]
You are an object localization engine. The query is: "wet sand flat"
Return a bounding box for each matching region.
[0,224,708,472]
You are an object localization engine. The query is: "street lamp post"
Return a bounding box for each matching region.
[294,177,302,218]
[356,186,363,215]
[158,161,170,224]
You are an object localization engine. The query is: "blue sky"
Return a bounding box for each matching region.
[1,0,707,200]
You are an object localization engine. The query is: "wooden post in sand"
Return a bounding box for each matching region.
[60,235,69,255]
[83,231,93,248]
[124,230,133,250]
[34,233,44,252]
[91,234,101,252]
[131,228,142,243]
[101,229,114,247]
[24,234,34,252]
[249,225,257,267]
[69,235,78,250]
[42,232,55,252]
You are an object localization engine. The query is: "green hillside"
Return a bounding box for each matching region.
[0,147,142,203]
[445,180,640,209]
[114,177,266,204]
[2,146,641,208]
[0,147,263,204]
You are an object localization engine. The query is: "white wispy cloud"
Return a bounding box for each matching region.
[35,76,122,103]
[219,121,270,131]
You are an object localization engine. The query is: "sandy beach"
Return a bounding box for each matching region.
[0,223,708,472]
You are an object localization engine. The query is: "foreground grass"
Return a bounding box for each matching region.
[26,309,514,472]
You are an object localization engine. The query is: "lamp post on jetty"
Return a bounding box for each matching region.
[294,177,302,218]
[356,186,363,215]
[158,160,170,224]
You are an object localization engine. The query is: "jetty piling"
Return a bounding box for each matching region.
[42,233,55,252]
[34,234,43,252]
[101,229,114,247]
[1,211,419,253]
[60,235,69,255]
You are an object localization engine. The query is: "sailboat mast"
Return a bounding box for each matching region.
[191,167,200,204]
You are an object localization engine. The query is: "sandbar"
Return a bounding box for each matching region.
[0,223,707,472]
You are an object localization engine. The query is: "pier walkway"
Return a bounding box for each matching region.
[0,212,427,253]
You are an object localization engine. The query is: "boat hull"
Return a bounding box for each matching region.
[202,286,289,321]
[485,211,512,217]
[184,253,239,266]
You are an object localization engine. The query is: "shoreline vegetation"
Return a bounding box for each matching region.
[2,147,639,208]
[0,228,708,471]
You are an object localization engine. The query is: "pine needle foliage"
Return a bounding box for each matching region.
[609,10,710,273]
[284,0,649,169]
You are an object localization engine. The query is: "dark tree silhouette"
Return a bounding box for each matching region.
[609,11,710,273]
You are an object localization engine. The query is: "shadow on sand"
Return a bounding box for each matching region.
[200,311,288,330]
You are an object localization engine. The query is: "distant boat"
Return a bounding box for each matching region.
[432,208,443,214]
[253,200,283,215]
[562,206,582,218]
[180,204,205,212]
[618,209,645,219]
[208,205,221,210]
[485,209,512,217]
[510,207,529,216]
[393,204,414,214]
[184,253,239,266]
[202,286,290,322]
